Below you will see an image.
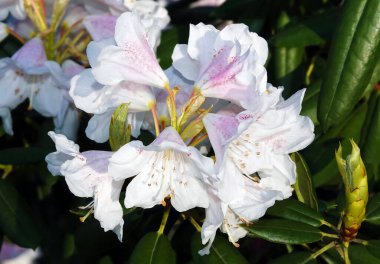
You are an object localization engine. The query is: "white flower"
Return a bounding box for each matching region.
[200,87,315,247]
[91,12,168,88]
[0,0,25,20]
[45,131,124,240]
[172,22,268,107]
[108,127,214,212]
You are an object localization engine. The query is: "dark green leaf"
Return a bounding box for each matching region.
[157,27,179,69]
[367,240,380,259]
[0,180,42,248]
[361,91,380,180]
[245,219,323,244]
[191,232,248,264]
[349,245,380,264]
[130,232,176,264]
[365,193,380,224]
[292,152,319,211]
[318,0,380,130]
[0,147,48,165]
[269,9,338,47]
[267,199,323,227]
[301,80,321,125]
[272,252,317,264]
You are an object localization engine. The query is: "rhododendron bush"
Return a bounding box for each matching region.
[0,0,379,263]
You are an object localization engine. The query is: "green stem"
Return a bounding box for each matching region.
[309,241,337,260]
[321,220,339,232]
[352,238,368,246]
[157,205,171,235]
[321,232,340,239]
[182,213,201,232]
[343,245,351,264]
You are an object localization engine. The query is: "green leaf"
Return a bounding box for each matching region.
[130,232,176,264]
[157,27,179,69]
[0,147,48,165]
[245,219,323,244]
[365,193,380,224]
[301,80,321,125]
[367,240,380,259]
[318,0,380,130]
[272,252,317,264]
[361,91,380,180]
[109,103,131,151]
[0,180,42,248]
[292,152,319,211]
[269,9,338,47]
[267,199,323,227]
[191,232,248,264]
[349,245,380,264]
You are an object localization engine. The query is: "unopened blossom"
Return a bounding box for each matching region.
[108,127,214,212]
[46,131,124,240]
[0,0,25,21]
[201,86,314,247]
[172,22,268,108]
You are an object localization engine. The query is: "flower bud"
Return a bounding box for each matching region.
[109,103,131,151]
[336,139,368,244]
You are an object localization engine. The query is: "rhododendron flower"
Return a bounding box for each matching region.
[108,127,214,211]
[172,22,268,107]
[45,132,124,240]
[200,87,315,248]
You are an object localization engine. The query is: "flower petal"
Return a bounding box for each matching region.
[85,109,113,143]
[83,15,117,41]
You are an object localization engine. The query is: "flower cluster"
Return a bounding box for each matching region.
[43,10,315,253]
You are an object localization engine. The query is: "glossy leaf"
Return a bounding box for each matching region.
[365,193,380,224]
[191,233,248,264]
[367,240,380,259]
[318,0,380,130]
[0,147,48,165]
[270,9,338,47]
[272,252,317,264]
[292,152,319,211]
[267,199,323,227]
[245,219,322,244]
[361,91,380,180]
[0,180,42,249]
[301,80,321,125]
[130,232,176,264]
[157,27,179,69]
[349,245,380,263]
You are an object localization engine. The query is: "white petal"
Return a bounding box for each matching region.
[93,177,124,241]
[0,107,13,135]
[172,44,199,81]
[109,140,154,181]
[86,38,116,68]
[85,109,113,143]
[93,12,168,88]
[54,106,80,141]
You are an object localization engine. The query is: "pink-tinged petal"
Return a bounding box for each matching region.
[84,15,117,41]
[203,113,239,170]
[109,140,155,181]
[85,109,113,143]
[93,12,168,88]
[196,42,254,106]
[188,23,218,66]
[63,5,88,29]
[216,103,244,117]
[172,44,199,81]
[62,60,85,79]
[150,127,187,148]
[11,38,48,74]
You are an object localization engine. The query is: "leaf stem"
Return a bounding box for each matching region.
[321,220,339,232]
[352,238,368,246]
[157,205,171,235]
[321,232,340,239]
[309,241,337,260]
